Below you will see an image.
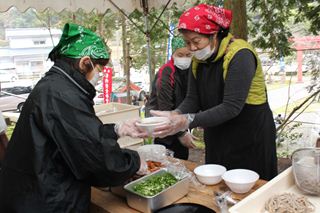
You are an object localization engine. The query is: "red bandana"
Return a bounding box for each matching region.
[178,4,232,34]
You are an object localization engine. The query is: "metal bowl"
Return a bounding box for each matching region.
[292,148,320,195]
[124,169,190,213]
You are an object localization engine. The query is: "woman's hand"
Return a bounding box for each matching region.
[150,110,189,138]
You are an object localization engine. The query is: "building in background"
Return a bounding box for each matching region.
[0,28,61,80]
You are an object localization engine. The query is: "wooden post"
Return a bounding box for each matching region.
[296,49,303,83]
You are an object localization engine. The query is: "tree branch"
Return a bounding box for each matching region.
[287,96,316,127]
[283,74,293,119]
[276,88,320,133]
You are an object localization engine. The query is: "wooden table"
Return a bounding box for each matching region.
[90,160,267,213]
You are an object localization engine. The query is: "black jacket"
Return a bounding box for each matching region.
[147,58,188,113]
[0,60,140,213]
[146,58,189,159]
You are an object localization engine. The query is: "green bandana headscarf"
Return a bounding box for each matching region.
[49,23,110,60]
[171,36,186,53]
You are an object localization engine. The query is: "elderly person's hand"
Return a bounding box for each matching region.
[150,110,194,138]
[114,119,148,138]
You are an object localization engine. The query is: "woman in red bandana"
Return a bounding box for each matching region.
[152,4,277,180]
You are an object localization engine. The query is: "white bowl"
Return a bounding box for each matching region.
[137,144,166,162]
[194,164,227,185]
[136,117,170,135]
[222,169,259,194]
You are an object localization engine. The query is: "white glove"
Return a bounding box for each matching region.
[150,110,191,138]
[114,119,148,138]
[150,110,180,117]
[178,131,197,149]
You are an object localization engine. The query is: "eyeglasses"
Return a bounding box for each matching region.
[95,65,104,73]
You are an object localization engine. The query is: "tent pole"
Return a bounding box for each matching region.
[141,0,152,93]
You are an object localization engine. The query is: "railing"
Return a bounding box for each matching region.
[0,91,27,100]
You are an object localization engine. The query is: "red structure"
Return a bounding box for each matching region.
[102,67,112,103]
[289,36,320,82]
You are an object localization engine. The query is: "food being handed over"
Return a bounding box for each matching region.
[133,172,178,196]
[264,193,315,213]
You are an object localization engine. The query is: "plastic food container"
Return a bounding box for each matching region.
[136,117,170,135]
[292,148,320,195]
[124,169,190,213]
[137,144,167,162]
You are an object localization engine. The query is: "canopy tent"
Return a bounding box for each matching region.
[1,0,187,94]
[0,0,185,13]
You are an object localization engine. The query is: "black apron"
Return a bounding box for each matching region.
[197,57,277,181]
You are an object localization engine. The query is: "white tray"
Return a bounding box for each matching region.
[229,167,320,213]
[94,103,143,148]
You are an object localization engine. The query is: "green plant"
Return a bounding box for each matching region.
[6,123,15,140]
[276,122,303,158]
[191,128,205,149]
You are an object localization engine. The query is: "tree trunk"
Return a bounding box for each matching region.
[121,13,131,104]
[125,42,131,105]
[224,0,248,40]
[97,14,104,38]
[72,13,76,23]
[151,53,156,84]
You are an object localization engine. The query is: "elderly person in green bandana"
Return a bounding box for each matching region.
[146,36,195,160]
[0,23,148,213]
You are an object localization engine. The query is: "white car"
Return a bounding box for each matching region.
[0,69,19,82]
[93,92,104,105]
[0,86,32,111]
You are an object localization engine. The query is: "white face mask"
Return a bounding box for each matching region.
[173,57,192,70]
[89,71,100,86]
[193,44,215,61]
[88,61,100,86]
